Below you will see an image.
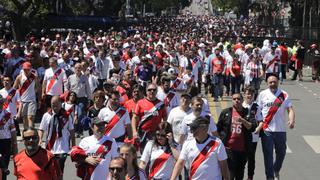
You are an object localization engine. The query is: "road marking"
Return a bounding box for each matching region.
[308,90,312,93]
[304,86,308,89]
[313,93,317,96]
[286,145,292,153]
[303,136,320,154]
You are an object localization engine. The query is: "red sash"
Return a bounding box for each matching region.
[0,111,11,126]
[2,89,16,110]
[19,73,36,97]
[105,108,127,135]
[164,92,175,106]
[46,69,62,93]
[171,79,181,89]
[149,151,171,179]
[263,92,286,130]
[189,140,219,180]
[187,75,194,85]
[266,57,278,69]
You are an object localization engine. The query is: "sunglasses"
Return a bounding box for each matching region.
[109,167,124,172]
[232,97,241,100]
[147,88,157,92]
[24,136,39,141]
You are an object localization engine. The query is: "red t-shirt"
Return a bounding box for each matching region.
[14,148,61,180]
[134,98,166,132]
[231,62,241,76]
[279,45,289,64]
[124,99,137,120]
[226,109,245,151]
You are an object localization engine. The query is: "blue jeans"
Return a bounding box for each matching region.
[230,75,241,95]
[261,132,287,179]
[211,73,224,100]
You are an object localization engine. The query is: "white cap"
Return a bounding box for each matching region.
[182,39,187,43]
[199,43,205,48]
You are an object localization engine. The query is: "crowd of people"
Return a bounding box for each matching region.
[1,14,318,180]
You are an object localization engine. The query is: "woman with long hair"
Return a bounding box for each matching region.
[139,122,180,180]
[120,144,147,180]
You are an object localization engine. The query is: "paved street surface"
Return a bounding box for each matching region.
[7,78,320,180]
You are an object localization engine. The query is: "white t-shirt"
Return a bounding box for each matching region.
[179,136,227,180]
[0,88,20,116]
[181,112,217,141]
[257,88,292,132]
[167,106,192,143]
[79,135,118,180]
[19,72,37,102]
[43,67,67,96]
[140,141,178,180]
[263,52,279,74]
[98,106,130,143]
[39,111,74,154]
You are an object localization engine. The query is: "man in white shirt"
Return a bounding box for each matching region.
[38,96,75,174]
[98,90,131,146]
[70,117,119,180]
[156,76,179,114]
[0,75,20,136]
[167,93,192,144]
[42,57,68,110]
[170,116,230,180]
[256,75,295,180]
[13,62,40,129]
[180,96,218,144]
[95,50,112,89]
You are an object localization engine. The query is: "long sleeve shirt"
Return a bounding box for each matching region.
[66,74,91,99]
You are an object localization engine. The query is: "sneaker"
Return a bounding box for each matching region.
[275,171,280,180]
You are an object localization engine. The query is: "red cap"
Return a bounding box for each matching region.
[22,62,32,70]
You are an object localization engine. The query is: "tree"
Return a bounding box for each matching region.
[0,0,49,40]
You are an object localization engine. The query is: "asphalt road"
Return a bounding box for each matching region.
[7,78,320,180]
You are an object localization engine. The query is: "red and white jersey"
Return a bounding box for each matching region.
[167,106,192,143]
[257,89,292,132]
[62,102,78,119]
[181,112,217,141]
[0,88,20,116]
[39,110,74,154]
[170,78,187,92]
[78,135,118,180]
[140,141,178,179]
[98,106,130,142]
[156,88,179,114]
[44,67,67,96]
[179,136,227,180]
[19,72,37,102]
[182,73,195,87]
[263,52,280,74]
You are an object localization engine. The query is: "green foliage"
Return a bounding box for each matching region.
[211,0,238,12]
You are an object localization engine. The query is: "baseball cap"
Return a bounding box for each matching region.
[90,117,106,126]
[22,62,32,70]
[188,116,210,130]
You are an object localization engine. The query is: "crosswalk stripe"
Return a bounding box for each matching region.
[303,135,320,153]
